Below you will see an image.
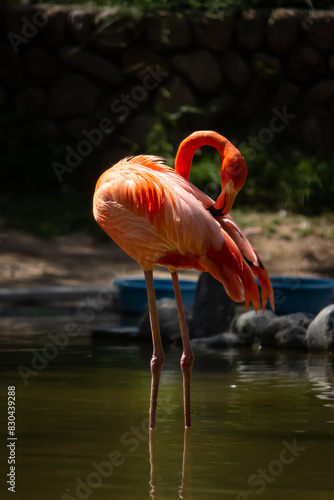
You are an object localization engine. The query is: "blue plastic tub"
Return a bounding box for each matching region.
[114,276,198,314]
[264,276,334,315]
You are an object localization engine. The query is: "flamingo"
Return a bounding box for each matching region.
[93,130,274,429]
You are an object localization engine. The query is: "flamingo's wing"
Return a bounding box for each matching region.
[123,166,264,310]
[108,159,223,256]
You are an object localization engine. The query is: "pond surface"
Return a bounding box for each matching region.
[1,317,334,500]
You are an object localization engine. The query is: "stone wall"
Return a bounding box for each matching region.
[1,5,334,181]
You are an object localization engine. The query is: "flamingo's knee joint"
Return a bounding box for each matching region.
[150,353,165,375]
[180,351,194,373]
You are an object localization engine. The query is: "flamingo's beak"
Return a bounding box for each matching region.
[212,180,238,215]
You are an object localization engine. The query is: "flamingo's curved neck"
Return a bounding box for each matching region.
[175,130,236,181]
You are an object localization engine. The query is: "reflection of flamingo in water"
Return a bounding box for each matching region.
[149,428,192,500]
[93,130,274,429]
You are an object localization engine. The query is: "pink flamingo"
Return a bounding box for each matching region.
[93,130,274,429]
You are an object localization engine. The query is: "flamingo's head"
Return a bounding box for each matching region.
[213,154,247,215]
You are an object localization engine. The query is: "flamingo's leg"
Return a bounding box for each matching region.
[170,270,194,428]
[144,269,165,430]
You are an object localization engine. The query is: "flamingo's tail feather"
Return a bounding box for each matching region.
[201,235,262,313]
[250,255,275,313]
[216,216,274,313]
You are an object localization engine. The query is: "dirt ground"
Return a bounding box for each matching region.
[1,211,333,289]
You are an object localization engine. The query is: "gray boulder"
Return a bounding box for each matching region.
[236,79,267,118]
[259,313,313,349]
[92,8,138,51]
[251,52,281,81]
[271,81,299,112]
[274,326,308,350]
[146,13,190,49]
[222,50,251,91]
[193,13,234,51]
[190,273,236,339]
[25,48,60,85]
[302,10,334,52]
[29,120,60,143]
[287,45,325,83]
[39,7,69,48]
[68,9,93,43]
[155,76,196,114]
[190,310,276,350]
[59,46,123,87]
[191,332,246,350]
[14,86,45,115]
[173,49,223,93]
[232,310,276,346]
[306,305,334,351]
[304,79,334,106]
[139,298,192,342]
[122,47,170,82]
[46,75,102,118]
[267,9,300,54]
[237,9,267,51]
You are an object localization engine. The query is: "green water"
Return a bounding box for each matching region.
[1,323,334,500]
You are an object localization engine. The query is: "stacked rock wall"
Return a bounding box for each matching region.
[1,5,334,180]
